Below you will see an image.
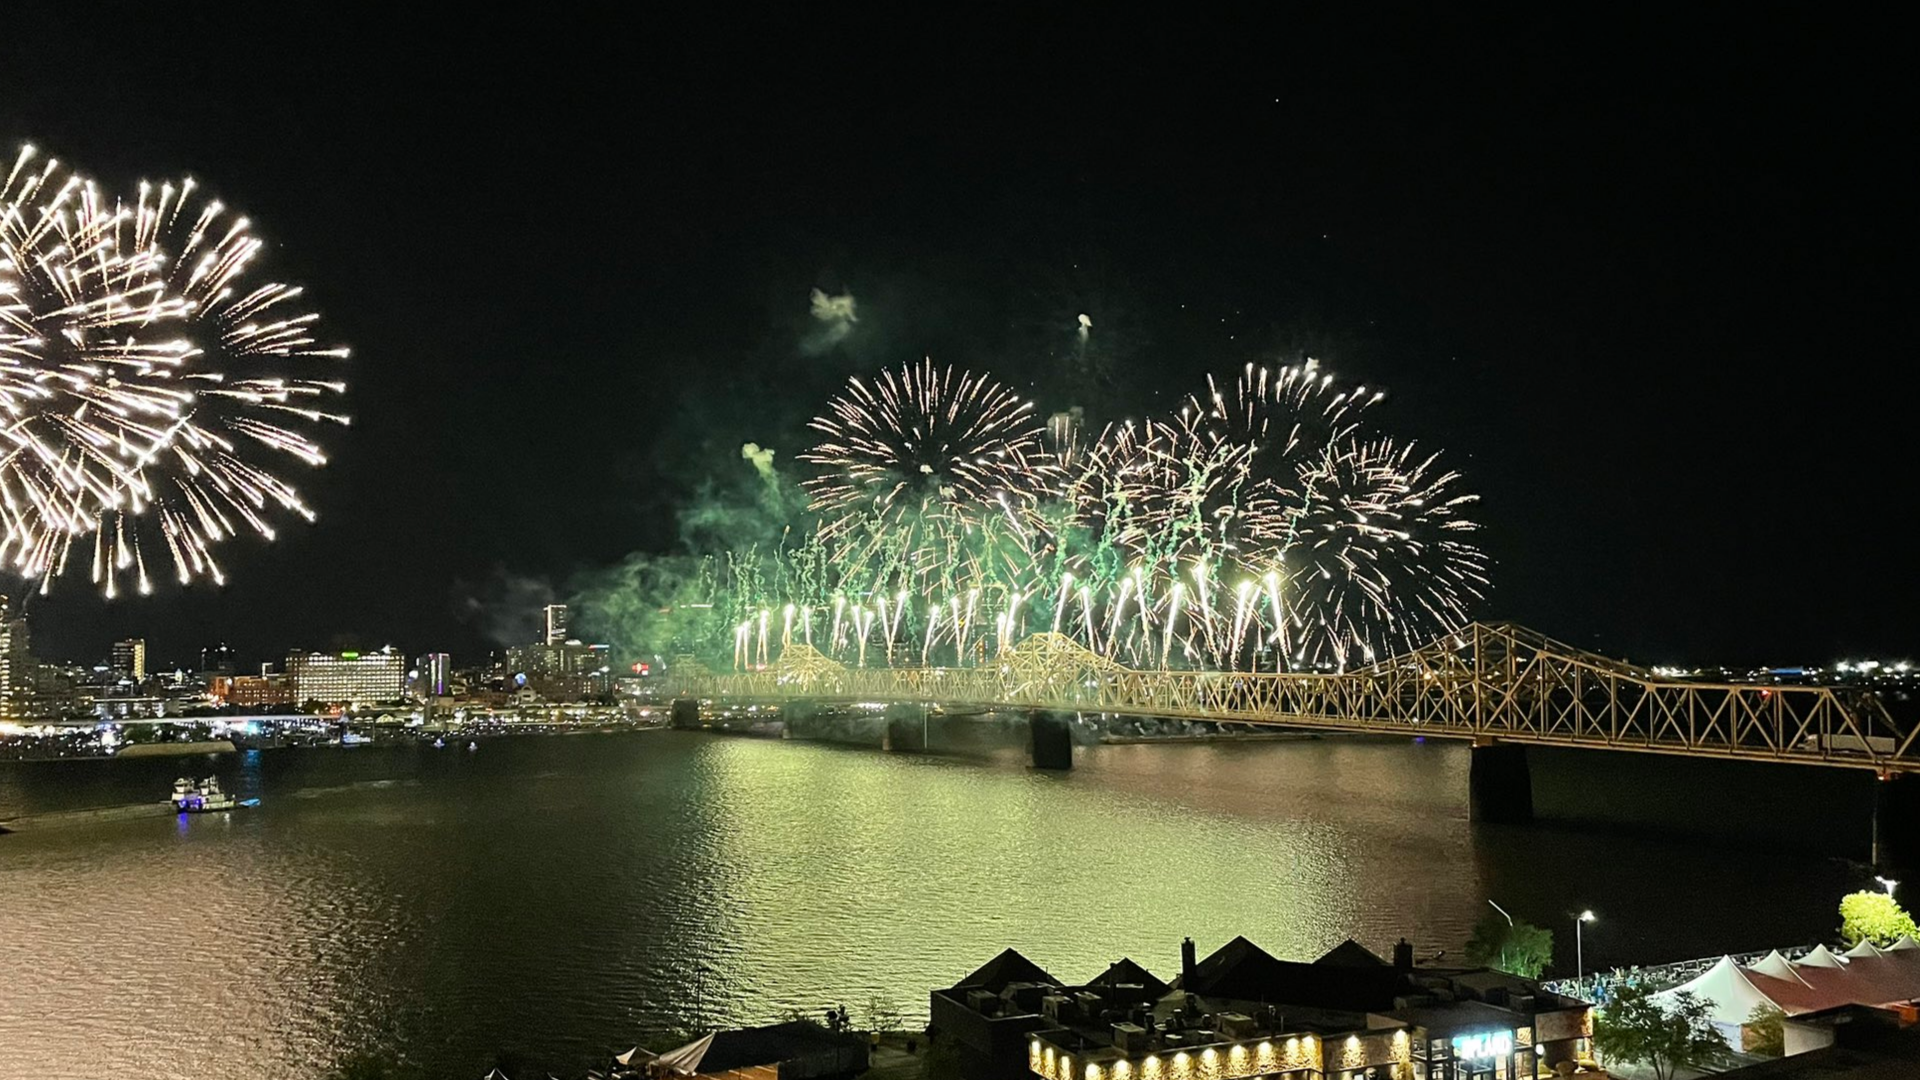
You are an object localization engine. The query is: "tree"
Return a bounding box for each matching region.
[864,994,905,1034]
[1744,1003,1785,1056]
[1838,890,1920,947]
[1464,909,1554,978]
[1592,985,1727,1080]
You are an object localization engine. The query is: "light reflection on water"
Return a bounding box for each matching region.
[0,728,1875,1077]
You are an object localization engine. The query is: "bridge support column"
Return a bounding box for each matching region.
[1872,773,1920,871]
[1029,710,1074,770]
[782,700,820,740]
[883,703,928,753]
[670,697,702,730]
[1469,741,1533,824]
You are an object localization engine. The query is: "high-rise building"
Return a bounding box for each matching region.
[0,595,31,721]
[285,648,405,705]
[544,603,569,645]
[111,638,147,682]
[417,652,451,696]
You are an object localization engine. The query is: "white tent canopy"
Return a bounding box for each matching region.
[1655,957,1794,1026]
[653,1033,716,1076]
[1796,944,1845,967]
[1748,950,1809,986]
[1655,947,1920,1027]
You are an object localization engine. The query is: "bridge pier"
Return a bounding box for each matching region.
[1872,773,1920,871]
[1029,710,1074,770]
[1468,741,1534,824]
[782,700,820,740]
[670,697,702,730]
[883,703,929,753]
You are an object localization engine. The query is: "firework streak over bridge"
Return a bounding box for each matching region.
[674,622,1918,775]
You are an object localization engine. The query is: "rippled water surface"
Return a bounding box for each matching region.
[0,728,1880,1077]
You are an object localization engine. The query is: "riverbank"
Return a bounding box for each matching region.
[114,739,238,757]
[0,800,175,834]
[0,716,670,762]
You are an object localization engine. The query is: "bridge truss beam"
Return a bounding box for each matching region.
[673,622,1918,775]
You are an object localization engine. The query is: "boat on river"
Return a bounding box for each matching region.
[170,776,238,813]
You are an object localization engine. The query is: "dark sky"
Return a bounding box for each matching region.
[3,7,1911,670]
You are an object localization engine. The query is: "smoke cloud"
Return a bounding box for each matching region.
[741,442,778,486]
[452,567,558,648]
[802,288,858,355]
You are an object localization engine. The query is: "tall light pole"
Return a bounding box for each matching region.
[1576,910,1597,979]
[1489,900,1515,926]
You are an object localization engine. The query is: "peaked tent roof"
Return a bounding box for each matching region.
[1824,952,1920,1007]
[654,1033,716,1075]
[1663,950,1920,1028]
[1798,944,1846,967]
[1654,957,1824,1026]
[1750,950,1811,985]
[1316,939,1391,968]
[1888,936,1920,952]
[1845,940,1885,959]
[955,948,1060,992]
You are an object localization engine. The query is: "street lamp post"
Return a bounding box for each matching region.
[1876,876,1900,897]
[1576,910,1596,980]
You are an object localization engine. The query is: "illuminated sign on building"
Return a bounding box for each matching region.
[1451,1032,1514,1061]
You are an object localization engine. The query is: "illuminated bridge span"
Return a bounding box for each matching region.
[672,623,1920,863]
[678,622,1913,773]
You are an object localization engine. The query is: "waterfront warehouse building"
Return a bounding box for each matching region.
[932,936,1592,1080]
[285,648,406,705]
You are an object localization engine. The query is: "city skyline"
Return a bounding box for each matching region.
[3,9,1913,670]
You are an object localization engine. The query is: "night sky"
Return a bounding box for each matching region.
[3,8,1910,670]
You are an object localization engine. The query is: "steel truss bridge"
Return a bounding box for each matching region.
[673,622,1919,775]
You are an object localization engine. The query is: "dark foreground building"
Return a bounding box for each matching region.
[633,1020,868,1080]
[932,936,1592,1080]
[1715,1004,1920,1079]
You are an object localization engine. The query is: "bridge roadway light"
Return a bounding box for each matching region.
[1576,910,1596,980]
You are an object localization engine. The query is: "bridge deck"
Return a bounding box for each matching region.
[674,623,1919,774]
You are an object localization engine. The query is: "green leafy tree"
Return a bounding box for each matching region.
[1838,890,1920,947]
[1744,1003,1785,1056]
[1593,985,1727,1080]
[1464,909,1554,978]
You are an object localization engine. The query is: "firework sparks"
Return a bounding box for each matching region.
[0,145,349,595]
[800,358,1057,595]
[635,356,1482,674]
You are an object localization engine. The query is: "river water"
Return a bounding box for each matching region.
[0,727,1886,1078]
